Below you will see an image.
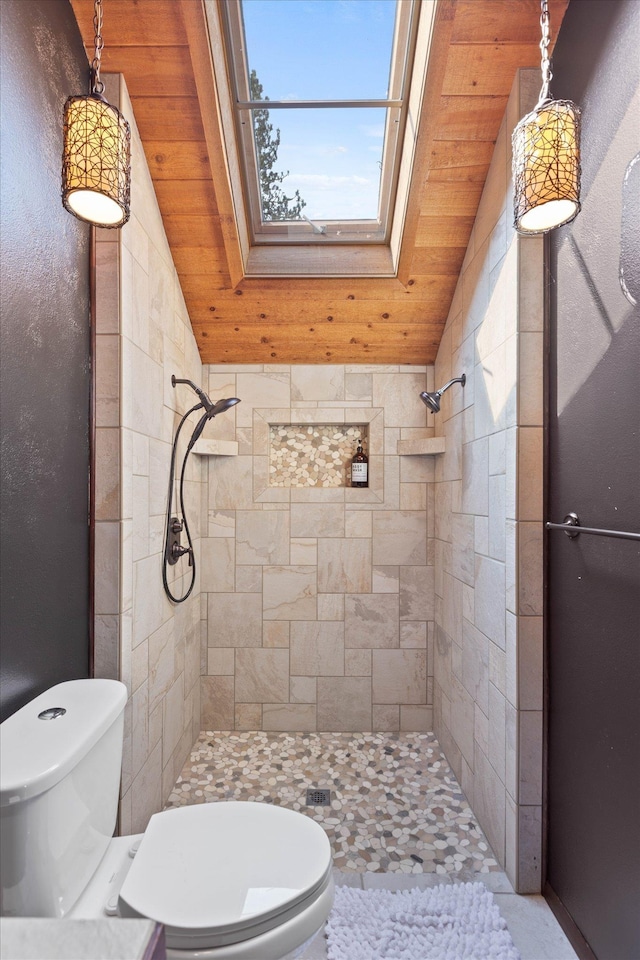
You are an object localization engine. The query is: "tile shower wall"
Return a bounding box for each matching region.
[431,70,545,893]
[200,365,437,734]
[94,76,203,833]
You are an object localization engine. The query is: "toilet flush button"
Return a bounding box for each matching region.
[129,840,142,858]
[38,707,66,720]
[105,896,119,916]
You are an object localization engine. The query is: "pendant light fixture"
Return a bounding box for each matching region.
[62,0,130,228]
[512,0,581,235]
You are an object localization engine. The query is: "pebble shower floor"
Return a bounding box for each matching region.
[166,731,500,876]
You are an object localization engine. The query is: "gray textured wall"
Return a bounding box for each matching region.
[0,0,91,720]
[546,1,640,956]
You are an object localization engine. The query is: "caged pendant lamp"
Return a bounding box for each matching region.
[62,0,130,228]
[512,0,581,235]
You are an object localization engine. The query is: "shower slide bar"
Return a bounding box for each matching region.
[546,512,640,541]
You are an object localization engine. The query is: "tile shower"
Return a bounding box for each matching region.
[200,364,436,735]
[93,69,546,894]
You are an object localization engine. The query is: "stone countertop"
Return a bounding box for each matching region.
[0,919,165,960]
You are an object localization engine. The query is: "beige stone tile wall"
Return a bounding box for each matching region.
[431,69,545,894]
[201,365,437,734]
[94,76,203,834]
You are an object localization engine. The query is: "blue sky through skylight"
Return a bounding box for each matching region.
[241,0,398,220]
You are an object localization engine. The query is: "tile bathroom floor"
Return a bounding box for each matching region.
[167,731,577,959]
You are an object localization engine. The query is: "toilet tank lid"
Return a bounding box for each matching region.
[0,680,127,806]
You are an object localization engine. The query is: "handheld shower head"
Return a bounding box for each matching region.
[420,374,466,414]
[189,398,240,450]
[210,397,241,417]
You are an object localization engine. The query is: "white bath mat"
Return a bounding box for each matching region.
[326,882,521,960]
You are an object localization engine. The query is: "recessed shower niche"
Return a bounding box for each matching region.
[251,407,384,505]
[269,424,368,487]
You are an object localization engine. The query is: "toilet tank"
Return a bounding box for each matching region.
[0,679,127,918]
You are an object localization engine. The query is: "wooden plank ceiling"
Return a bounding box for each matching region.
[70,0,568,364]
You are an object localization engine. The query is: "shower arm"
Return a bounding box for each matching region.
[171,375,212,412]
[435,375,466,397]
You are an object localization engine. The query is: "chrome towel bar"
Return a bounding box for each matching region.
[546,512,640,541]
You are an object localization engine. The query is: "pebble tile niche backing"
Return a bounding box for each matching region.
[270,425,368,488]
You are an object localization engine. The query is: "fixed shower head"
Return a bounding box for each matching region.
[420,391,442,414]
[420,373,466,414]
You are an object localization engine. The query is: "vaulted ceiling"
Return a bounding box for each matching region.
[70,0,568,364]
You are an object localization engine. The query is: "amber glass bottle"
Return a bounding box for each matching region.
[351,439,369,487]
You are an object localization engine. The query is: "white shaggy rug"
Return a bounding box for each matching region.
[325,882,521,960]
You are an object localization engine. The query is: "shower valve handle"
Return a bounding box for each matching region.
[171,543,193,564]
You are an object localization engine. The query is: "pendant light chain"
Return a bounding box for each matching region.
[538,0,553,106]
[91,0,105,95]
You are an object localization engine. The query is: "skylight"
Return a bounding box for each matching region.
[221,0,418,245]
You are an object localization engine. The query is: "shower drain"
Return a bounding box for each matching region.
[306,788,331,806]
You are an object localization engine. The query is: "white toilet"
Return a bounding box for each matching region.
[0,679,334,959]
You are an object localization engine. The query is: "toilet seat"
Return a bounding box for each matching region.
[117,802,333,953]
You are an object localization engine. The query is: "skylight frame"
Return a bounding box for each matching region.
[220,0,419,247]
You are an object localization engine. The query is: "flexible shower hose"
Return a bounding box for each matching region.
[162,402,201,603]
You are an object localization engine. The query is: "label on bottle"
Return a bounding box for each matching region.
[351,462,368,482]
